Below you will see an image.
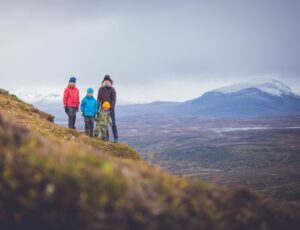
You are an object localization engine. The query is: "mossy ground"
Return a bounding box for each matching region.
[0,91,299,229]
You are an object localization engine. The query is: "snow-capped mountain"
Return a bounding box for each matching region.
[212,79,294,96]
[179,79,300,117]
[118,79,300,117]
[15,92,61,104]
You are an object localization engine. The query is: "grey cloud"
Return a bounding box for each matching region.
[0,0,300,101]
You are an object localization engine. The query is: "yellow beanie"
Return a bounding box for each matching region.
[102,101,111,109]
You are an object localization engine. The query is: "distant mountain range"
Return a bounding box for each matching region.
[16,92,134,105]
[117,79,300,117]
[15,79,300,118]
[15,92,61,104]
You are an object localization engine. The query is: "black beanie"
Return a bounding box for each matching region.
[103,75,113,84]
[104,75,111,81]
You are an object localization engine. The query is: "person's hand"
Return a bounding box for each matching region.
[81,112,84,117]
[64,107,68,113]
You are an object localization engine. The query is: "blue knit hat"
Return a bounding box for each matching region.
[87,88,94,94]
[69,76,76,83]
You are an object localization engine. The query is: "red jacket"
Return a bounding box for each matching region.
[63,86,80,108]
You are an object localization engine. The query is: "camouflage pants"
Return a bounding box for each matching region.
[65,107,77,129]
[94,109,112,141]
[84,116,94,138]
[94,109,118,141]
[94,121,109,141]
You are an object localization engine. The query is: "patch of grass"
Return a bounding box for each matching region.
[0,92,140,161]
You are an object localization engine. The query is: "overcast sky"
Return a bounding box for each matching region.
[0,0,300,102]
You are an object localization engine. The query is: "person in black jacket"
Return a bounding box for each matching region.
[96,75,118,142]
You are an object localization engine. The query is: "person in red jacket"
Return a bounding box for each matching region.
[63,76,80,129]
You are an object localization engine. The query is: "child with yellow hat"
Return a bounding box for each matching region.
[94,101,112,141]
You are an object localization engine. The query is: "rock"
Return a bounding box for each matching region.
[0,89,9,95]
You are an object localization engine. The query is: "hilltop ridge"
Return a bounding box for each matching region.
[0,89,140,161]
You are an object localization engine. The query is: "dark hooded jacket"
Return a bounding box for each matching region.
[97,80,116,109]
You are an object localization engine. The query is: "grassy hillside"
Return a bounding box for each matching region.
[0,89,299,229]
[0,90,140,161]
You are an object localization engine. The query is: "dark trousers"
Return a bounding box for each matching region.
[66,107,77,129]
[84,116,95,137]
[110,109,118,139]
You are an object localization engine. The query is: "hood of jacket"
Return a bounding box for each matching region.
[102,80,112,88]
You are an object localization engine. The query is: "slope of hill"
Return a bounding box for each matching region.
[0,89,299,229]
[0,89,140,161]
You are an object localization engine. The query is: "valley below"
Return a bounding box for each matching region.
[116,115,300,204]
